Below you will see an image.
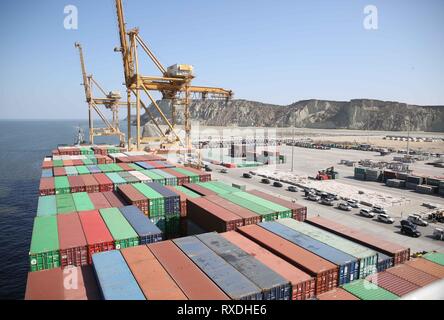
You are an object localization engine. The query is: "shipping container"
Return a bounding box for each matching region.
[140,169,165,185]
[128,170,152,183]
[97,164,114,173]
[132,183,165,217]
[86,165,101,174]
[180,166,211,182]
[187,197,243,232]
[93,173,114,192]
[423,252,444,266]
[121,245,186,300]
[316,288,360,300]
[146,182,180,215]
[128,163,144,172]
[25,266,100,300]
[54,176,70,195]
[68,175,86,193]
[29,216,60,271]
[377,252,394,272]
[99,208,139,249]
[260,221,358,285]
[163,168,189,185]
[117,184,148,215]
[72,192,95,212]
[81,174,100,193]
[195,181,231,195]
[55,194,76,214]
[37,195,57,217]
[366,271,419,297]
[106,172,127,189]
[276,218,378,279]
[41,168,53,178]
[233,192,292,219]
[53,167,66,177]
[342,279,398,300]
[65,166,78,176]
[75,165,90,175]
[89,192,112,209]
[307,216,410,265]
[237,224,338,295]
[183,183,218,196]
[221,231,315,300]
[151,169,177,186]
[248,190,307,221]
[172,167,200,184]
[208,181,243,194]
[136,161,155,170]
[219,192,276,221]
[57,213,88,267]
[205,195,261,226]
[386,264,439,287]
[39,177,55,196]
[164,186,188,217]
[405,258,444,279]
[197,232,291,300]
[148,241,229,300]
[92,250,145,300]
[118,206,163,244]
[78,210,115,264]
[102,191,126,208]
[173,236,263,300]
[117,163,133,171]
[174,185,201,198]
[118,171,139,184]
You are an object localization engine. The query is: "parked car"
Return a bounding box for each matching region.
[321,198,335,206]
[261,178,271,184]
[372,206,387,214]
[220,169,228,174]
[347,200,360,208]
[407,214,428,227]
[328,193,339,200]
[433,228,444,241]
[338,202,352,211]
[400,219,416,229]
[359,208,375,218]
[273,181,283,188]
[401,225,421,238]
[307,194,321,202]
[287,186,298,192]
[243,173,252,179]
[377,214,395,224]
[205,166,213,172]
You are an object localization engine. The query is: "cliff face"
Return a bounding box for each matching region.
[140,99,444,132]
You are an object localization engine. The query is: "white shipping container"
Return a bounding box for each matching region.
[129,171,152,183]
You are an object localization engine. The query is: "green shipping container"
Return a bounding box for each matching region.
[82,158,94,166]
[56,194,76,214]
[140,170,165,185]
[195,182,230,195]
[29,216,60,271]
[174,186,201,198]
[172,167,200,183]
[219,192,275,221]
[132,183,165,217]
[277,218,378,278]
[234,191,292,219]
[423,252,444,266]
[209,181,243,193]
[75,165,90,175]
[72,192,95,212]
[65,166,78,176]
[98,164,114,173]
[52,160,64,167]
[108,163,124,172]
[106,172,127,189]
[128,163,144,171]
[54,176,70,195]
[342,280,398,300]
[37,196,57,217]
[151,169,177,186]
[99,208,139,249]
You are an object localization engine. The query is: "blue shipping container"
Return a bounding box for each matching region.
[136,162,155,170]
[146,182,180,215]
[87,165,101,174]
[92,250,145,300]
[376,252,394,272]
[196,233,291,300]
[173,236,263,300]
[41,169,53,178]
[260,222,359,285]
[155,160,175,168]
[118,206,164,244]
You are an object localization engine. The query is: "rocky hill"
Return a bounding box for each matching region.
[139,99,444,132]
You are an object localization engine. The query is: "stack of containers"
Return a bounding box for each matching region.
[365,169,381,182]
[128,171,152,184]
[164,185,200,217]
[416,184,437,195]
[237,224,338,295]
[81,175,99,193]
[140,170,165,185]
[205,195,261,226]
[354,167,366,180]
[232,191,293,219]
[366,271,420,297]
[118,171,139,185]
[99,208,139,249]
[57,213,88,267]
[102,191,126,208]
[180,166,211,182]
[151,169,177,186]
[118,206,163,244]
[162,168,189,185]
[386,179,406,188]
[406,175,423,190]
[54,176,70,195]
[385,263,439,288]
[39,177,55,196]
[218,192,277,221]
[56,194,76,214]
[307,216,410,265]
[92,173,114,192]
[117,184,148,215]
[72,192,95,212]
[106,172,127,189]
[89,193,112,210]
[68,176,86,193]
[260,221,359,285]
[383,170,397,183]
[276,218,378,278]
[29,216,60,271]
[37,195,57,217]
[172,167,200,184]
[183,183,218,197]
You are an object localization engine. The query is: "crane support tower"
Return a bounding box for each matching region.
[75,42,126,146]
[114,0,233,153]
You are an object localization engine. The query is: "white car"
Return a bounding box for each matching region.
[372,206,387,214]
[377,214,395,224]
[433,228,444,241]
[338,202,352,211]
[359,208,375,218]
[407,214,428,227]
[308,194,321,202]
[347,200,360,208]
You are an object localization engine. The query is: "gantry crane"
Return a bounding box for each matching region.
[114,0,233,152]
[75,42,126,145]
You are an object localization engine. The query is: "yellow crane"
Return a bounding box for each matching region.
[75,42,126,145]
[114,0,233,152]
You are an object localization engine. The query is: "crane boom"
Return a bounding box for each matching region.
[74,42,91,102]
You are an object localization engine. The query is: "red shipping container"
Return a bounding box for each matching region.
[163,168,189,186]
[92,173,114,192]
[146,161,163,169]
[366,271,419,297]
[53,167,67,177]
[68,176,86,193]
[179,166,211,182]
[89,192,112,209]
[237,224,338,296]
[183,183,217,197]
[72,160,83,166]
[42,160,53,169]
[117,184,148,215]
[164,186,187,217]
[102,191,126,208]
[63,160,74,166]
[80,175,100,193]
[386,264,439,287]
[39,177,55,196]
[405,258,444,279]
[95,155,107,164]
[307,216,410,265]
[57,213,88,267]
[117,163,133,171]
[78,210,114,264]
[205,195,261,226]
[317,288,359,300]
[248,190,307,222]
[186,197,243,232]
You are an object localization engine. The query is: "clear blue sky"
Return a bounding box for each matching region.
[0,0,443,119]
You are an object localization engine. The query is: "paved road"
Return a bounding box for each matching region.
[207,163,444,254]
